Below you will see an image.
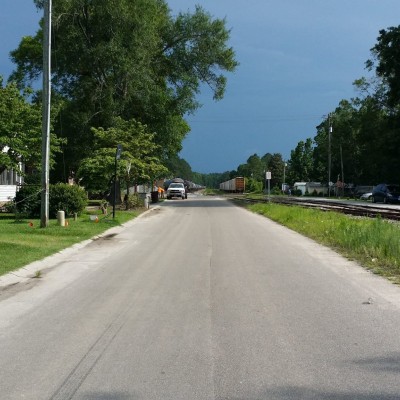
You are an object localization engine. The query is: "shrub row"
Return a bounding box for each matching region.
[15,183,88,218]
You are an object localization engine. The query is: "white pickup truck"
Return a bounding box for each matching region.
[166,182,187,199]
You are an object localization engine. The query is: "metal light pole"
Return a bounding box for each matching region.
[40,0,52,228]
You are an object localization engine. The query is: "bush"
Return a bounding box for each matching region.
[15,185,42,218]
[15,183,88,218]
[49,184,88,217]
[246,178,263,193]
[271,186,281,195]
[126,193,144,209]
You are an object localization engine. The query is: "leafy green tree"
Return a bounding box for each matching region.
[268,153,285,188]
[367,26,400,108]
[164,155,193,180]
[261,152,272,169]
[204,172,226,189]
[77,118,168,195]
[10,1,238,180]
[246,154,264,181]
[237,163,249,178]
[328,101,361,184]
[288,138,314,183]
[355,95,394,182]
[0,77,62,176]
[312,94,397,185]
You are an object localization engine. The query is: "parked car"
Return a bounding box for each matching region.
[166,182,187,199]
[360,192,372,201]
[371,184,400,204]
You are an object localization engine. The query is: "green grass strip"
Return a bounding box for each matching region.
[248,203,400,284]
[0,210,139,277]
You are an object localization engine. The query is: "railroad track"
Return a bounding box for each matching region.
[231,195,400,221]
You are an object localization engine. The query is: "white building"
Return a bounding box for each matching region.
[0,166,24,202]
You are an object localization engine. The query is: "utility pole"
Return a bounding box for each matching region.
[40,0,52,228]
[328,114,332,198]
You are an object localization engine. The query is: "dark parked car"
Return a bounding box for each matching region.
[371,184,400,204]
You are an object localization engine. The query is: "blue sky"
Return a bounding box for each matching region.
[1,1,400,173]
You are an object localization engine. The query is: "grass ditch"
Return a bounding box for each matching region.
[0,209,140,277]
[247,202,400,284]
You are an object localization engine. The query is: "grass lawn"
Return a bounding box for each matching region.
[0,209,140,277]
[246,202,400,284]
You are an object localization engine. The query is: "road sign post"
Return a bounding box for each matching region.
[266,171,271,201]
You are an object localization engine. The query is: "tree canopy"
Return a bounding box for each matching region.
[9,0,238,186]
[367,26,400,108]
[77,118,168,193]
[0,77,61,176]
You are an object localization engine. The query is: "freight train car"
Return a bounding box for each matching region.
[219,177,245,193]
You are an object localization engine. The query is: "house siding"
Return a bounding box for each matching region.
[0,185,17,202]
[0,166,24,202]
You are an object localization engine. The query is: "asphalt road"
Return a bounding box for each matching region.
[1,196,400,400]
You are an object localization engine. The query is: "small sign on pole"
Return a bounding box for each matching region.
[266,171,271,200]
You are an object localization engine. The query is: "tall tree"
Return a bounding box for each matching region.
[164,155,193,180]
[237,163,249,178]
[268,153,285,188]
[288,138,314,183]
[77,118,167,194]
[355,94,391,183]
[367,26,400,108]
[246,154,264,180]
[364,28,400,182]
[261,152,272,169]
[0,77,61,176]
[10,0,238,182]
